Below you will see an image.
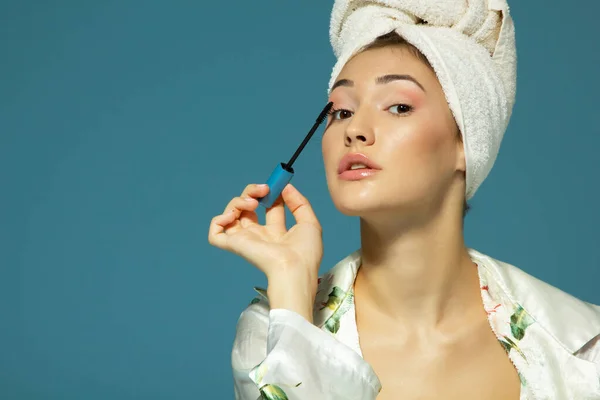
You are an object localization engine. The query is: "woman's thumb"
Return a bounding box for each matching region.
[281,184,320,227]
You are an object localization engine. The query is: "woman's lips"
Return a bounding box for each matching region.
[338,169,380,181]
[337,152,382,181]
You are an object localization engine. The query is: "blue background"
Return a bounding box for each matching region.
[1,1,599,398]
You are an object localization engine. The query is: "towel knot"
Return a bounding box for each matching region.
[331,0,508,61]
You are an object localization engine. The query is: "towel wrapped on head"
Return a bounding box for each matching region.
[328,0,516,200]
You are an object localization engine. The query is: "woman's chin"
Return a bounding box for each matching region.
[333,198,390,217]
[332,193,424,220]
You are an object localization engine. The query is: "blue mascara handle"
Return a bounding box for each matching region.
[258,163,295,208]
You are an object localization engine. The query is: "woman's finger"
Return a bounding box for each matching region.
[222,196,259,220]
[241,183,269,200]
[281,184,321,229]
[207,211,237,248]
[229,197,259,229]
[221,185,269,229]
[222,184,268,214]
[239,201,259,228]
[265,194,286,229]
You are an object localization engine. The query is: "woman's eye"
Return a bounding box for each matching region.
[330,109,353,120]
[388,104,413,115]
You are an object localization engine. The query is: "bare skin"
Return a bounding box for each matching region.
[354,257,521,399]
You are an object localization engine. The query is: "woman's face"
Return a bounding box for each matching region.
[322,45,465,218]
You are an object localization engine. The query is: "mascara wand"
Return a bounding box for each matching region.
[258,101,334,208]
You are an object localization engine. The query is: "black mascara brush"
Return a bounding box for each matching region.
[258,102,334,208]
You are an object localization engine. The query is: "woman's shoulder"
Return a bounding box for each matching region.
[471,248,600,358]
[231,290,270,371]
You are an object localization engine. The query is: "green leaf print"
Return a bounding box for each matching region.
[321,287,354,334]
[499,305,534,363]
[319,286,346,311]
[250,297,261,305]
[510,305,534,340]
[253,287,268,299]
[517,371,527,386]
[251,361,268,384]
[260,384,289,400]
[500,336,526,360]
[251,360,301,399]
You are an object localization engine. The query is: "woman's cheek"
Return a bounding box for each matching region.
[321,136,336,170]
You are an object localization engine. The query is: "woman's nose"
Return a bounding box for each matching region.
[344,117,375,146]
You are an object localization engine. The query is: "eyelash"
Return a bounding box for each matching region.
[327,104,413,121]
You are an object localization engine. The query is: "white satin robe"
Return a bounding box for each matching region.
[231,248,600,399]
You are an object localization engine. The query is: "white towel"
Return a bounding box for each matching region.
[328,0,516,200]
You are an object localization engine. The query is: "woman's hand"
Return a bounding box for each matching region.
[208,183,323,322]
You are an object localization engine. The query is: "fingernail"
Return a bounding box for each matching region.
[257,184,268,188]
[244,197,255,202]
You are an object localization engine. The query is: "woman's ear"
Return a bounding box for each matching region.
[456,130,467,174]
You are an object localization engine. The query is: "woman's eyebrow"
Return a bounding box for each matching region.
[330,79,353,92]
[376,74,426,92]
[330,74,426,93]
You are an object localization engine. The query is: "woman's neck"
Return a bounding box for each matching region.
[355,206,481,331]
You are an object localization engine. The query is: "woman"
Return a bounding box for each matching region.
[208,1,600,399]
